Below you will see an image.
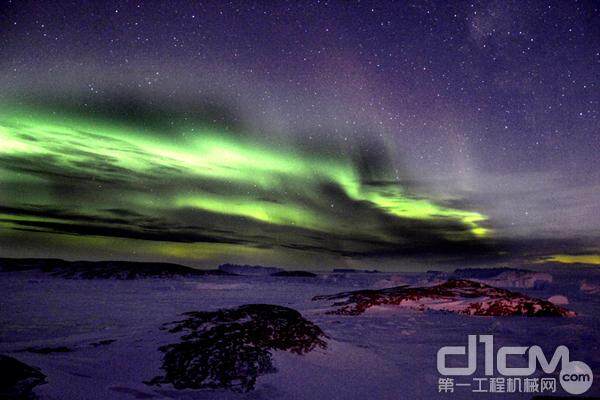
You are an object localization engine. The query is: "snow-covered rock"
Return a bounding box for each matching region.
[425,270,449,282]
[218,263,283,276]
[313,279,575,317]
[452,268,528,279]
[478,271,553,289]
[148,304,326,392]
[580,280,600,294]
[372,275,411,289]
[452,268,552,289]
[548,295,569,305]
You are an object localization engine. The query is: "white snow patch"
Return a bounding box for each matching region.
[548,295,569,305]
[580,280,600,294]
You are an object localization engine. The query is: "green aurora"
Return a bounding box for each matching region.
[0,105,491,268]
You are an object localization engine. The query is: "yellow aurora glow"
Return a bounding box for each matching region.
[539,254,600,265]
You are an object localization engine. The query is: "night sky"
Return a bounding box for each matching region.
[0,1,598,269]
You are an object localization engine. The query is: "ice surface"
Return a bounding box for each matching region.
[1,267,599,399]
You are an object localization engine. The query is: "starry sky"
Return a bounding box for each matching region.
[0,1,598,269]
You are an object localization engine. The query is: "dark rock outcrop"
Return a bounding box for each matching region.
[90,339,116,347]
[332,268,379,273]
[147,304,327,392]
[22,346,72,354]
[313,279,575,317]
[0,355,46,399]
[0,258,233,279]
[218,263,283,276]
[271,270,317,277]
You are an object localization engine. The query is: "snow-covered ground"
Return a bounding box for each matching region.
[1,267,599,399]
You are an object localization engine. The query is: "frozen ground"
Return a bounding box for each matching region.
[1,267,599,399]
